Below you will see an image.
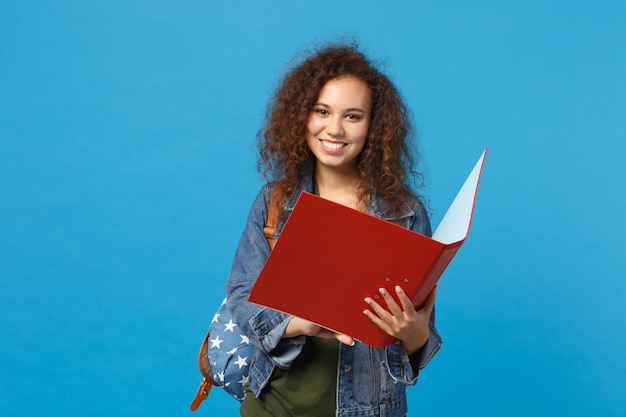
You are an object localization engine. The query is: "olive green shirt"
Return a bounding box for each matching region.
[240,336,339,417]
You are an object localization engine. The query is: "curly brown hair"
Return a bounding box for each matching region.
[257,42,424,215]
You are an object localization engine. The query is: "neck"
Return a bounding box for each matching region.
[313,163,364,210]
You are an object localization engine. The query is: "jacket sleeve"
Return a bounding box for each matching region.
[226,185,305,369]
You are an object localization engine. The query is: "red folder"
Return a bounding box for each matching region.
[249,149,487,347]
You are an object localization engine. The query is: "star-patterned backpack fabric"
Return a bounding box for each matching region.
[190,186,283,411]
[207,297,252,401]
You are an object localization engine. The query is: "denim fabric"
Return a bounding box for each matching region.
[226,175,442,417]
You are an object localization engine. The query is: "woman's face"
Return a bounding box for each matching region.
[306,76,372,175]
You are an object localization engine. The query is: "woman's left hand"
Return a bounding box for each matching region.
[363,285,436,354]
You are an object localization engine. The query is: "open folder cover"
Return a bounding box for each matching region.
[249,149,487,348]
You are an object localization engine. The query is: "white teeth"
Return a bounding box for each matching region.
[321,140,345,150]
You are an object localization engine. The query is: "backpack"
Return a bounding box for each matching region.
[190,186,282,411]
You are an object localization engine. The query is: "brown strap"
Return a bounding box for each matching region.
[190,378,214,411]
[263,184,284,250]
[190,331,218,411]
[190,185,284,411]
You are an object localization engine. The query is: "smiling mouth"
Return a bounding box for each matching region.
[320,139,347,152]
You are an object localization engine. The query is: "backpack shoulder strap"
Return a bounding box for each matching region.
[263,184,284,250]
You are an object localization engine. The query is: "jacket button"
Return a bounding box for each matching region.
[344,364,352,372]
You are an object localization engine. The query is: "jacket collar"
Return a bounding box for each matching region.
[283,173,416,221]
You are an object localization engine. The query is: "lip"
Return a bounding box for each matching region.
[319,139,347,154]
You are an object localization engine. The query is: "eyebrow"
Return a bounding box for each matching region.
[314,102,366,114]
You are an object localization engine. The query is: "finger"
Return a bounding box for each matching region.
[364,295,392,320]
[315,328,338,339]
[394,285,417,313]
[362,307,391,333]
[334,333,355,346]
[378,287,403,316]
[316,328,355,346]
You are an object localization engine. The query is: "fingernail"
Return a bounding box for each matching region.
[364,297,371,304]
[395,285,403,293]
[379,288,387,295]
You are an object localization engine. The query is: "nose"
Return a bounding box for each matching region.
[326,115,344,137]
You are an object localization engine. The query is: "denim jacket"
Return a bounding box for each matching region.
[226,175,442,417]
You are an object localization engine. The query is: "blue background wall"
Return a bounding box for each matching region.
[1,1,624,416]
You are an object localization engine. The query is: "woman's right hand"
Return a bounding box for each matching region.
[284,316,355,346]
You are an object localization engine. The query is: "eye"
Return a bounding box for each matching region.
[313,108,329,116]
[345,113,362,121]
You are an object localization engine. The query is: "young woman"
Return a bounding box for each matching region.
[226,43,442,417]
